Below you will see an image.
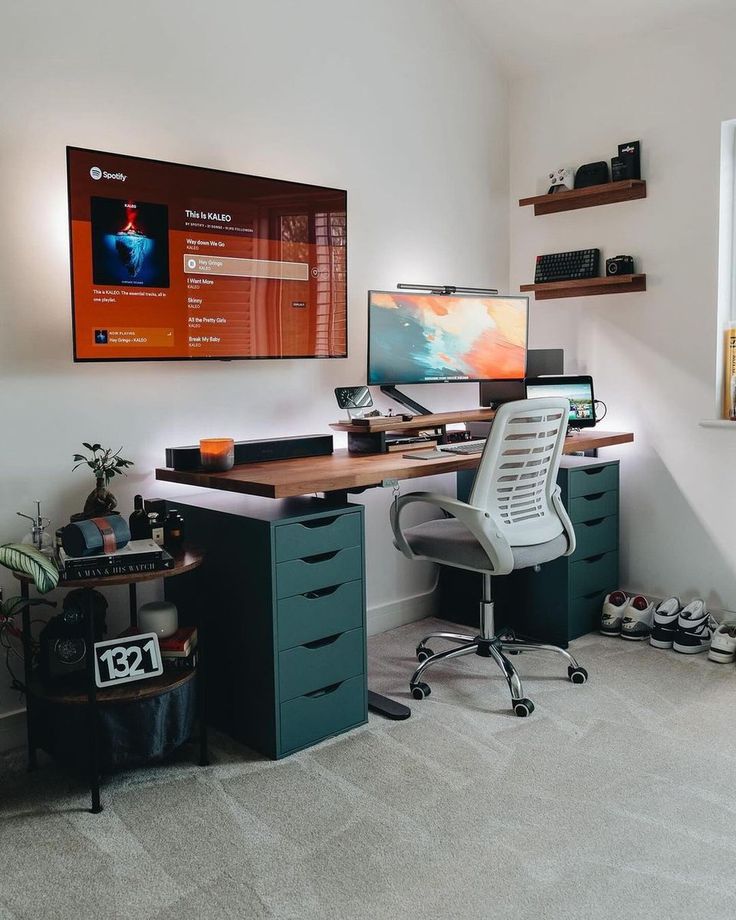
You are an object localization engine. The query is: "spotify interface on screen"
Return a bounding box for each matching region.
[67,148,347,360]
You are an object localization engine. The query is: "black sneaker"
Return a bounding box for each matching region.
[649,596,682,649]
[673,599,714,654]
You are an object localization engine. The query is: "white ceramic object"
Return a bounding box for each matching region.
[137,600,178,638]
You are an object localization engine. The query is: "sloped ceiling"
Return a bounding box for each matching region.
[452,0,736,74]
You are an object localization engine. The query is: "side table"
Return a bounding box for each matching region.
[16,547,207,813]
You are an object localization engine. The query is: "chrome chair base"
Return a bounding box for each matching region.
[410,629,588,717]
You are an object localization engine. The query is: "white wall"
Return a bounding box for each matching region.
[509,15,736,609]
[0,0,509,728]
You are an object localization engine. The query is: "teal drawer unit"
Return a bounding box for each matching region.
[451,458,620,645]
[164,494,368,759]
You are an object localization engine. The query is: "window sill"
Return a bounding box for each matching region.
[699,419,736,428]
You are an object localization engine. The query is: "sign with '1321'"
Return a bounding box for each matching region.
[94,633,163,688]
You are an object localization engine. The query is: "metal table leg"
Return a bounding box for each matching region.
[85,589,102,813]
[20,581,37,771]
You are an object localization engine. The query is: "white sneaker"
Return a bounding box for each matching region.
[600,591,628,636]
[708,623,736,663]
[673,599,715,654]
[620,595,655,641]
[649,597,682,649]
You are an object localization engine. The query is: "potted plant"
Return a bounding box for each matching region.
[73,443,134,518]
[0,544,58,689]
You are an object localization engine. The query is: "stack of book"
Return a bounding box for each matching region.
[159,626,198,671]
[58,539,175,581]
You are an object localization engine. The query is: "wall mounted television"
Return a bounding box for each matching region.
[66,147,347,361]
[367,290,528,385]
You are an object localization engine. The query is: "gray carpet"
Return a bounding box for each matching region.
[2,618,736,920]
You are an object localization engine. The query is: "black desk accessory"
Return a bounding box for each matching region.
[606,255,635,276]
[479,348,564,409]
[165,434,333,472]
[574,162,610,188]
[535,249,600,284]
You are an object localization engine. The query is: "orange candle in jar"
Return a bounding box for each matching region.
[199,438,235,472]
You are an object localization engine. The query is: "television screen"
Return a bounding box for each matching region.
[367,291,528,385]
[66,148,347,361]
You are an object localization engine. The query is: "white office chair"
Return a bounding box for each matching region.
[390,397,588,716]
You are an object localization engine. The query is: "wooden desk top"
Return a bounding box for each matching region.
[155,430,634,500]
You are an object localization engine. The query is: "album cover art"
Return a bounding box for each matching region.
[90,196,170,287]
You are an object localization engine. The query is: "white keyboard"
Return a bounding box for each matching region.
[437,440,486,455]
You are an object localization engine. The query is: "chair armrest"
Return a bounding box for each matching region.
[389,492,514,575]
[551,485,577,557]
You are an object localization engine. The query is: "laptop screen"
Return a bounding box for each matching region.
[525,375,596,428]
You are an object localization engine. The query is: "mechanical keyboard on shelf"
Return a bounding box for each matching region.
[438,440,486,455]
[535,248,600,284]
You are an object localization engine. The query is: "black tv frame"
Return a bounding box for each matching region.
[66,146,348,363]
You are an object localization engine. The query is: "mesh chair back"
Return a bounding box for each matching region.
[469,397,570,547]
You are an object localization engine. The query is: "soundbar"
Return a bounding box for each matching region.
[165,434,334,471]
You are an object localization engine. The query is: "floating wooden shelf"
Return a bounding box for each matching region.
[520,274,646,300]
[519,180,646,216]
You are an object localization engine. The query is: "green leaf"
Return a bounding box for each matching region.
[1,596,56,619]
[82,442,93,451]
[72,454,86,462]
[92,444,101,452]
[0,545,59,594]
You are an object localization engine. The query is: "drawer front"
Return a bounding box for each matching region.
[278,627,365,700]
[568,490,618,524]
[276,545,363,598]
[280,674,367,754]
[570,551,618,598]
[274,512,361,563]
[569,515,618,562]
[568,590,609,640]
[568,463,619,499]
[277,580,364,650]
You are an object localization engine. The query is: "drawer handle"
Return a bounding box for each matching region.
[582,468,606,477]
[582,492,604,501]
[305,681,342,698]
[303,633,341,650]
[582,553,604,564]
[302,550,339,564]
[299,516,339,530]
[583,590,603,599]
[304,585,340,599]
[582,518,605,527]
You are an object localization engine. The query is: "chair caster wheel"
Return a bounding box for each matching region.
[411,682,431,700]
[568,666,588,684]
[416,647,434,663]
[513,698,534,717]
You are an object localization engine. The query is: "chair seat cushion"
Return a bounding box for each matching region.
[401,517,568,572]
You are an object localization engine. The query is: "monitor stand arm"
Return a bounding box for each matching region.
[380,386,432,416]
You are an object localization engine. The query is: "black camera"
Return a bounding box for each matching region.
[38,589,107,684]
[605,255,635,276]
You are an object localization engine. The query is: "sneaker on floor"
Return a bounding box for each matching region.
[673,599,714,654]
[649,596,682,649]
[708,623,736,663]
[621,595,655,641]
[601,591,628,636]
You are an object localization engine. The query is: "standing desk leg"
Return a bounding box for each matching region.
[85,590,102,814]
[324,489,411,722]
[20,581,37,771]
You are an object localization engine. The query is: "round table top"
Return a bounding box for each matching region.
[14,546,203,589]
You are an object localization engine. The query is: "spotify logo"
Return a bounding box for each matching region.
[89,166,102,180]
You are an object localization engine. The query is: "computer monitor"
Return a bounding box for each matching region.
[479,348,564,407]
[525,375,596,428]
[367,290,528,386]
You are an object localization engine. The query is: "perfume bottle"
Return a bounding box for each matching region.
[17,502,54,558]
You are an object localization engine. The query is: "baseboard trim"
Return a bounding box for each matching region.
[0,710,26,755]
[367,586,438,637]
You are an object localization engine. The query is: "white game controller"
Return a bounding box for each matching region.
[547,167,575,194]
